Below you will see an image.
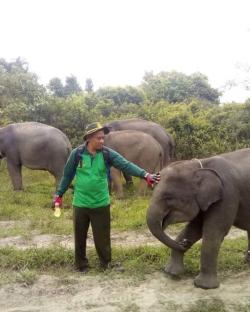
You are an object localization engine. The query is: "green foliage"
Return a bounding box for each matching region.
[64,75,82,96]
[85,78,94,93]
[47,75,82,98]
[96,85,145,105]
[26,94,97,147]
[137,100,250,159]
[141,70,221,103]
[0,57,46,108]
[0,57,47,124]
[1,58,249,160]
[47,77,65,97]
[190,72,221,102]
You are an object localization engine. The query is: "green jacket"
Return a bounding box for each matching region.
[56,146,147,208]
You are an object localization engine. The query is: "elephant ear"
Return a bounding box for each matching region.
[194,168,223,211]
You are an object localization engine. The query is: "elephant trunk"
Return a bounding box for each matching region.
[147,204,185,251]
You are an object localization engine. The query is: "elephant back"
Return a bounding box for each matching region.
[104,129,163,172]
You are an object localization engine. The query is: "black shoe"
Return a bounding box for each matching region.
[76,266,89,274]
[100,262,124,272]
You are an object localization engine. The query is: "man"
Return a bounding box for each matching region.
[53,122,160,273]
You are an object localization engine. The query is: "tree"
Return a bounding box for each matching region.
[0,57,46,122]
[64,75,82,97]
[142,71,220,104]
[85,78,94,93]
[189,73,221,103]
[47,76,83,98]
[96,86,145,105]
[0,57,45,106]
[47,77,65,97]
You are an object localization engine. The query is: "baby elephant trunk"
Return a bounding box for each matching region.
[146,204,185,251]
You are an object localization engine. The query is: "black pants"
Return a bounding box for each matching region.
[73,205,111,269]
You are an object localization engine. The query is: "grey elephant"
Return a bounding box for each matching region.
[105,118,175,165]
[104,130,163,198]
[147,148,250,289]
[0,122,72,190]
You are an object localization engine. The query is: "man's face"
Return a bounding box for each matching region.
[88,130,105,150]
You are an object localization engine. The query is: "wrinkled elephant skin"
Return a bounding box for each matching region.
[105,118,175,166]
[147,148,250,289]
[104,130,163,198]
[0,122,72,190]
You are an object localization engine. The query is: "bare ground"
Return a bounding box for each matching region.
[0,221,246,249]
[1,271,250,312]
[1,221,250,312]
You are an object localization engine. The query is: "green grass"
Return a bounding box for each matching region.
[111,196,149,230]
[185,299,227,312]
[0,238,249,278]
[0,163,152,237]
[0,163,184,236]
[184,299,250,312]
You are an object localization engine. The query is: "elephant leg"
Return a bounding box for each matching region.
[194,211,234,290]
[194,237,222,289]
[111,168,124,199]
[49,169,62,189]
[137,179,148,196]
[245,231,250,262]
[7,160,23,190]
[122,172,133,187]
[194,224,226,289]
[48,159,65,188]
[165,214,202,276]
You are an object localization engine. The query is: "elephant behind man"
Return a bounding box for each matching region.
[105,118,175,165]
[104,130,163,198]
[0,122,72,190]
[147,148,250,289]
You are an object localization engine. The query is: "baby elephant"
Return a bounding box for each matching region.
[147,148,250,289]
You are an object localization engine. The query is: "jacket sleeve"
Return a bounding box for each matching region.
[56,148,78,196]
[108,148,147,178]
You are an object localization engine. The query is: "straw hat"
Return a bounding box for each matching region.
[83,122,109,140]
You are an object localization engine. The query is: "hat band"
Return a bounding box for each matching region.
[86,128,103,136]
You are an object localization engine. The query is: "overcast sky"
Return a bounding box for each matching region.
[1,0,250,102]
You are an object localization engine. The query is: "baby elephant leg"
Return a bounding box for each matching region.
[165,216,202,276]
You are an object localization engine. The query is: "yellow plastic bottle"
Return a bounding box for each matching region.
[54,202,61,218]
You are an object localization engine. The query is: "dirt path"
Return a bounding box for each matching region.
[1,271,250,312]
[0,221,246,249]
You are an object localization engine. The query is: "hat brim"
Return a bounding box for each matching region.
[83,126,109,140]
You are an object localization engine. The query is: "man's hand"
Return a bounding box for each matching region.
[144,172,161,188]
[51,194,63,208]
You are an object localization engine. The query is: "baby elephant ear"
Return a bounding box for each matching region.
[194,169,223,211]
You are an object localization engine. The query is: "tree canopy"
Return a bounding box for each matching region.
[0,57,46,109]
[142,71,221,103]
[96,86,145,106]
[2,57,250,159]
[47,75,82,97]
